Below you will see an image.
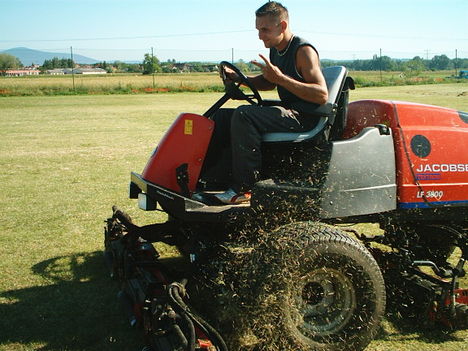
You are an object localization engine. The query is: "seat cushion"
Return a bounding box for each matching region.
[261,116,328,142]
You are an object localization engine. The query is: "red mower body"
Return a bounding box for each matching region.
[346,100,468,209]
[142,113,214,195]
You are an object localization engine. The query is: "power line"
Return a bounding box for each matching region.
[0,29,255,43]
[1,28,466,44]
[23,47,466,57]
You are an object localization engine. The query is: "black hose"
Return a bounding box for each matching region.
[189,313,229,351]
[180,308,196,351]
[168,285,196,351]
[168,281,229,351]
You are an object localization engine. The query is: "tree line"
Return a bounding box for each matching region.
[321,55,468,73]
[42,57,74,70]
[47,54,468,75]
[1,52,467,75]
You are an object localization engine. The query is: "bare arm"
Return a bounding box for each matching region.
[251,48,328,105]
[247,74,276,91]
[221,66,276,91]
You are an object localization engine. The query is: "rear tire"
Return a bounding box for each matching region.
[243,222,386,351]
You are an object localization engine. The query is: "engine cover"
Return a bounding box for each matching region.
[346,100,468,209]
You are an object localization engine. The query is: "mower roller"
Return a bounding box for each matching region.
[103,62,467,351]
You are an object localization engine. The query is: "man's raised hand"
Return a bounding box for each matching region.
[251,54,284,85]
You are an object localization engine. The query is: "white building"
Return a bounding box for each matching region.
[4,69,40,76]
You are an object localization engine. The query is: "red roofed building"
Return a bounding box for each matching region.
[4,67,41,76]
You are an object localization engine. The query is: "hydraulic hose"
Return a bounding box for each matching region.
[168,284,196,351]
[168,281,229,351]
[180,309,196,351]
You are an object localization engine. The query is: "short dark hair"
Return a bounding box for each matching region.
[255,1,289,21]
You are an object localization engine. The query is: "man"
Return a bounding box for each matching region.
[211,1,328,204]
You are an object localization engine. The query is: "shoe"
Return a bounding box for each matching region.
[191,192,205,202]
[214,188,251,204]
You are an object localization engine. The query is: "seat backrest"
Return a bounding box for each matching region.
[262,66,351,143]
[313,65,349,117]
[328,74,355,141]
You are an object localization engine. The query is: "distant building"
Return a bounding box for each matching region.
[4,68,40,76]
[45,67,107,75]
[167,63,218,73]
[68,68,107,75]
[47,68,66,75]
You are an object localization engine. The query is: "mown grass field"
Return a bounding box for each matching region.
[0,82,467,350]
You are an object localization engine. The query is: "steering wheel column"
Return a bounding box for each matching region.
[203,61,263,118]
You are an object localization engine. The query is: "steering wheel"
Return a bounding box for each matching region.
[203,61,263,118]
[219,61,263,106]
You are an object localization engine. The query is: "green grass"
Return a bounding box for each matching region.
[349,70,461,87]
[0,73,224,96]
[0,84,467,350]
[350,83,468,109]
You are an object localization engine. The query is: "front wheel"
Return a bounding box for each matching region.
[244,222,386,351]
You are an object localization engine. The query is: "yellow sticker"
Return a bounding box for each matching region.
[184,119,193,135]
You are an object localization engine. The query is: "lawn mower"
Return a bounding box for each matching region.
[103,62,467,351]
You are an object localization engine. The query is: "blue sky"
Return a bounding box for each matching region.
[0,0,466,62]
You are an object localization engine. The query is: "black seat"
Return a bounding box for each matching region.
[262,66,354,143]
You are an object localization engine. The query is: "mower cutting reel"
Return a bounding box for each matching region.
[104,208,228,351]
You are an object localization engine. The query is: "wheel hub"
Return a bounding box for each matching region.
[290,268,357,337]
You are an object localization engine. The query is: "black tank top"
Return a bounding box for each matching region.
[269,36,320,115]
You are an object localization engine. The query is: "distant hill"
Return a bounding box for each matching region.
[1,47,99,66]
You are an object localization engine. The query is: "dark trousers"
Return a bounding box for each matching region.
[205,105,310,192]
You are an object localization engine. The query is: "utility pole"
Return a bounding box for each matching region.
[70,46,75,91]
[379,48,382,82]
[455,49,458,77]
[151,47,155,88]
[231,48,234,64]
